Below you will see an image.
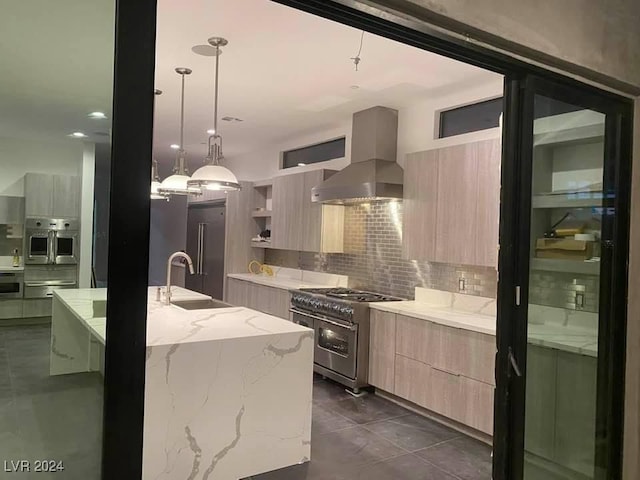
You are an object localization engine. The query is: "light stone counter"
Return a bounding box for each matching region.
[228,266,348,290]
[370,287,598,357]
[52,286,314,479]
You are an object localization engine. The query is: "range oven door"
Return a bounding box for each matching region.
[290,308,358,380]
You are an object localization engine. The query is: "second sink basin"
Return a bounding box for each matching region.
[171,299,234,310]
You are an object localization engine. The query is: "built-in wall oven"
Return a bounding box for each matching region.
[290,288,402,394]
[0,272,24,299]
[25,218,79,265]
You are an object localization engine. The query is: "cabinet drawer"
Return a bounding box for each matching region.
[432,324,495,385]
[395,355,494,434]
[0,300,23,319]
[396,314,495,385]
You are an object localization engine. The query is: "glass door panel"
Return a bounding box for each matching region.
[524,96,606,480]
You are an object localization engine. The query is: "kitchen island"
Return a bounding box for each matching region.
[51,287,314,480]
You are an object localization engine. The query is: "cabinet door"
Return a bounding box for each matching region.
[402,151,439,260]
[226,278,249,307]
[368,310,396,392]
[53,175,80,218]
[524,345,557,460]
[24,173,54,217]
[474,139,501,267]
[435,143,478,265]
[23,299,52,318]
[459,375,494,435]
[554,351,597,476]
[271,174,304,250]
[300,170,324,252]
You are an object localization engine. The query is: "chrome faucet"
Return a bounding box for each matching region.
[165,251,195,305]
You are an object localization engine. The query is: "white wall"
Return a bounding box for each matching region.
[79,143,96,288]
[0,136,83,195]
[224,77,504,181]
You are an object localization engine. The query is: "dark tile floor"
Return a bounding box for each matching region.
[244,373,493,480]
[0,324,103,480]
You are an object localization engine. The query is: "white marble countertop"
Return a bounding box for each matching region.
[53,286,311,347]
[228,267,347,291]
[370,300,597,357]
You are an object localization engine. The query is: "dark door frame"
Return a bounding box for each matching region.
[495,74,633,480]
[102,0,157,478]
[101,0,633,478]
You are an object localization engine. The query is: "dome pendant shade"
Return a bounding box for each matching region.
[189,164,240,191]
[158,173,202,196]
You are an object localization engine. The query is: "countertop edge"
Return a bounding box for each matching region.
[227,273,339,290]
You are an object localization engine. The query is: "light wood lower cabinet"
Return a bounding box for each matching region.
[370,309,495,435]
[226,277,291,320]
[23,299,53,318]
[368,309,396,392]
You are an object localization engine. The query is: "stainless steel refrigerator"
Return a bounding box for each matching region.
[185,202,226,300]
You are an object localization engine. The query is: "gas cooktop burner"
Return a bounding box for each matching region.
[298,287,403,303]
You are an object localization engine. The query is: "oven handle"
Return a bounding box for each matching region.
[289,308,357,331]
[25,281,77,287]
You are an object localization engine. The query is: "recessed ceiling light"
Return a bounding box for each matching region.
[88,111,107,119]
[207,129,215,135]
[69,132,87,138]
[170,144,180,150]
[350,85,360,90]
[297,163,306,167]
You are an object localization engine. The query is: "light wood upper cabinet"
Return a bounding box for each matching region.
[271,173,305,251]
[25,173,54,217]
[52,175,81,218]
[271,170,344,253]
[402,139,500,267]
[25,173,80,218]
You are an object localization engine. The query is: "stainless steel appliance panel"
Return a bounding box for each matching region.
[24,281,77,299]
[25,218,79,265]
[54,231,78,265]
[185,203,226,300]
[0,272,24,299]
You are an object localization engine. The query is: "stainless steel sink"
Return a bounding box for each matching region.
[171,299,233,310]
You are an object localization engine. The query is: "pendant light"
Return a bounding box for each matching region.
[158,67,202,196]
[188,37,240,191]
[151,89,168,200]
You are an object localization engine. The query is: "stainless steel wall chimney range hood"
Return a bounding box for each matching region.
[311,106,402,204]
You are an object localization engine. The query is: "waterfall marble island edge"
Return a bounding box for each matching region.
[50,287,314,480]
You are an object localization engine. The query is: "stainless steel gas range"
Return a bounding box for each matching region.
[290,287,402,394]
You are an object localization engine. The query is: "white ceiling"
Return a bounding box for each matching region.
[0,0,500,166]
[0,0,115,145]
[154,0,501,167]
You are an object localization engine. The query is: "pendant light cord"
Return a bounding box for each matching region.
[179,72,186,152]
[214,44,220,137]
